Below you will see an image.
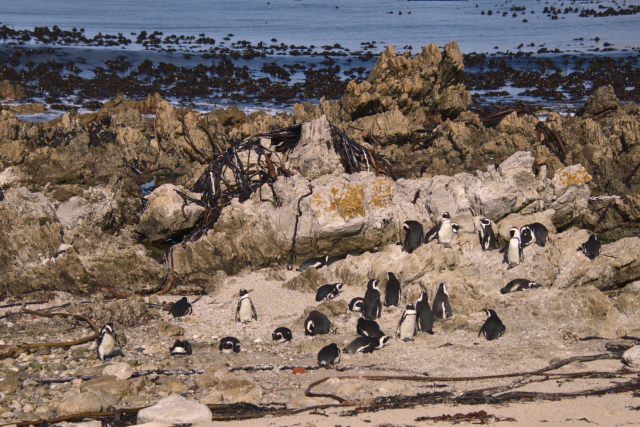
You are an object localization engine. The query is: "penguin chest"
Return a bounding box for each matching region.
[400,314,416,339]
[238,299,253,322]
[508,239,521,264]
[438,223,453,243]
[98,334,115,359]
[172,346,187,354]
[333,351,341,364]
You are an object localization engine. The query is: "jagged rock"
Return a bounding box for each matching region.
[2,103,45,114]
[496,210,557,243]
[80,375,131,397]
[156,321,185,337]
[0,140,27,164]
[56,389,118,415]
[102,362,133,380]
[0,110,20,140]
[622,346,640,368]
[204,271,227,296]
[56,192,119,231]
[200,391,223,404]
[288,115,345,179]
[137,394,212,424]
[542,164,591,227]
[282,267,325,293]
[0,80,27,100]
[88,295,155,328]
[221,374,262,403]
[158,377,188,393]
[577,85,621,118]
[351,107,411,146]
[136,184,204,241]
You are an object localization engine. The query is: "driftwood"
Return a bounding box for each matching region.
[287,185,314,270]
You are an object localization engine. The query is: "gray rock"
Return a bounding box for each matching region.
[56,193,118,231]
[137,394,212,424]
[622,346,640,369]
[0,378,21,393]
[199,391,224,405]
[56,389,118,415]
[288,115,345,179]
[136,184,205,241]
[80,375,131,397]
[156,321,185,337]
[102,362,133,380]
[577,85,621,117]
[351,107,411,146]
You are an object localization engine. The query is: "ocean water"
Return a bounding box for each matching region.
[2,0,640,54]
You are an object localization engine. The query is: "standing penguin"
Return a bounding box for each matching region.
[304,311,333,336]
[425,212,454,248]
[501,227,523,268]
[478,309,506,341]
[235,289,257,323]
[170,339,192,355]
[500,279,541,294]
[363,279,382,320]
[272,327,293,343]
[396,303,418,341]
[402,221,424,253]
[478,218,497,251]
[343,335,391,354]
[520,223,549,248]
[577,234,601,259]
[356,318,385,338]
[317,343,341,367]
[432,283,453,320]
[219,337,241,353]
[384,273,401,307]
[348,297,364,312]
[415,291,434,334]
[96,323,125,362]
[316,283,343,301]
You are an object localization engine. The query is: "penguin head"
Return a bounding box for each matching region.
[239,289,248,297]
[377,336,391,348]
[438,283,448,296]
[178,297,188,303]
[272,331,282,341]
[529,281,541,289]
[405,303,415,310]
[452,223,462,233]
[334,283,344,292]
[233,341,241,353]
[482,309,497,317]
[442,212,451,219]
[480,218,491,227]
[100,323,115,336]
[402,222,410,233]
[367,279,379,291]
[417,291,428,302]
[509,227,521,239]
[306,320,315,334]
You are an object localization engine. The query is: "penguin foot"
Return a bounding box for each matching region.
[443,243,452,249]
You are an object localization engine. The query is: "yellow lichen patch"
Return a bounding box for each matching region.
[312,193,334,212]
[331,184,365,219]
[554,165,592,187]
[368,177,393,209]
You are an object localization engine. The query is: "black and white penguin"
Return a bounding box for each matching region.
[343,335,391,354]
[348,297,364,312]
[402,221,424,253]
[297,256,328,272]
[384,273,401,307]
[520,223,549,248]
[577,234,601,260]
[316,283,344,302]
[432,283,453,320]
[169,297,193,318]
[170,339,192,356]
[219,337,241,353]
[396,303,417,341]
[356,317,385,338]
[326,254,348,266]
[235,289,257,323]
[500,279,541,294]
[272,327,293,343]
[425,212,455,248]
[317,343,341,367]
[96,323,125,362]
[304,310,333,336]
[363,279,382,320]
[415,291,434,334]
[501,227,523,268]
[478,218,497,251]
[478,309,506,341]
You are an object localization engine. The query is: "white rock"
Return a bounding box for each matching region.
[102,362,133,380]
[623,345,640,369]
[199,390,223,405]
[137,394,212,424]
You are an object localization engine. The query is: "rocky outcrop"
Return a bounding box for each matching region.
[577,85,621,118]
[0,80,27,101]
[288,115,345,179]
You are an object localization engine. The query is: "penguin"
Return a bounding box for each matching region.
[317,343,341,367]
[96,323,124,362]
[501,227,523,268]
[577,234,601,260]
[326,254,348,266]
[304,310,333,336]
[316,283,343,302]
[348,297,364,312]
[425,212,454,248]
[272,327,293,343]
[396,303,417,341]
[383,272,401,307]
[219,337,241,353]
[169,297,192,318]
[363,279,382,320]
[170,339,192,355]
[478,309,506,341]
[432,283,453,321]
[343,335,391,354]
[478,218,497,251]
[356,317,385,338]
[297,256,328,272]
[235,289,257,323]
[500,279,541,294]
[401,220,423,253]
[415,291,434,334]
[452,223,463,233]
[520,223,549,248]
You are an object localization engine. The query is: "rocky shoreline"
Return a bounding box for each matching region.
[0,40,639,425]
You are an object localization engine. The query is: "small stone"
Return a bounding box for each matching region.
[337,382,364,395]
[622,346,640,369]
[1,411,14,419]
[292,367,306,374]
[22,379,37,387]
[156,321,185,337]
[199,390,223,405]
[137,394,212,424]
[159,377,188,393]
[103,362,133,380]
[286,396,319,409]
[72,379,83,385]
[0,378,21,394]
[80,375,131,397]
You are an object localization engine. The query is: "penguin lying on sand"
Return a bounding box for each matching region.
[169,297,192,318]
[363,279,382,320]
[357,318,385,338]
[401,221,423,253]
[349,297,364,312]
[577,234,601,259]
[416,291,434,334]
[425,212,455,248]
[500,279,541,294]
[170,339,192,355]
[432,283,453,320]
[479,309,506,341]
[478,218,497,251]
[316,283,343,301]
[272,327,293,343]
[96,323,125,362]
[235,289,258,323]
[384,273,401,307]
[396,303,417,341]
[304,311,333,336]
[343,335,391,354]
[219,337,241,353]
[520,223,549,248]
[297,256,328,272]
[317,343,341,367]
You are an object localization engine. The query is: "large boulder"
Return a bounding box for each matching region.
[577,85,621,118]
[137,394,212,424]
[288,115,345,179]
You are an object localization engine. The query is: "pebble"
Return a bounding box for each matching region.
[137,394,212,424]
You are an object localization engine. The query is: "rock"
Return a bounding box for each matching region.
[543,165,591,228]
[158,377,188,393]
[622,346,640,368]
[351,107,411,146]
[136,423,171,427]
[577,85,621,117]
[496,210,557,243]
[204,271,227,296]
[136,184,205,241]
[282,267,325,293]
[288,115,345,179]
[286,396,322,409]
[102,362,133,380]
[221,374,263,403]
[80,375,131,397]
[0,80,27,100]
[2,103,45,114]
[337,382,365,395]
[0,378,21,393]
[0,140,27,164]
[200,391,224,405]
[56,389,118,415]
[89,295,155,328]
[56,194,118,230]
[156,321,185,337]
[137,394,212,424]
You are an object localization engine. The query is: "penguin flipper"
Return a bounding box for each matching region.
[445,302,453,318]
[415,312,421,332]
[234,302,240,322]
[478,324,485,338]
[396,311,406,337]
[251,300,258,320]
[424,226,438,243]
